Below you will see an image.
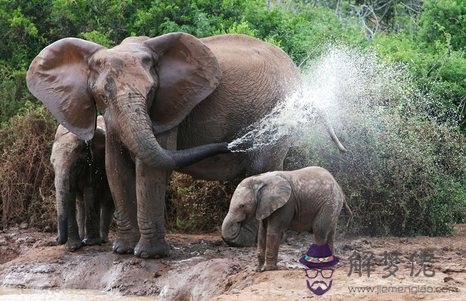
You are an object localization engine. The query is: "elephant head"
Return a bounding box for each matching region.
[27,33,229,170]
[222,174,292,241]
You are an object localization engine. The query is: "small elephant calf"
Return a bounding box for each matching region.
[221,166,352,272]
[51,116,115,251]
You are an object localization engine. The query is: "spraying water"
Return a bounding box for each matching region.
[227,45,403,153]
[226,44,465,236]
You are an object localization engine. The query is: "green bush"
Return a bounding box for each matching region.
[284,47,466,236]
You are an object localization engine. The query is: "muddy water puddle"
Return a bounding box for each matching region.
[0,287,159,300]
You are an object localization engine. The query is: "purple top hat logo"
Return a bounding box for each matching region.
[299,243,339,268]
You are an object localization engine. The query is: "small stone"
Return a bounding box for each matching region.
[444,276,454,282]
[154,271,162,278]
[19,222,28,229]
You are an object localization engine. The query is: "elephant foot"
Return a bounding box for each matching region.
[134,238,170,259]
[83,236,102,246]
[101,234,110,244]
[261,264,279,272]
[56,235,66,245]
[113,234,140,255]
[112,237,137,254]
[65,239,83,252]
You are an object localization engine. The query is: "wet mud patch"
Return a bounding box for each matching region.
[1,226,466,300]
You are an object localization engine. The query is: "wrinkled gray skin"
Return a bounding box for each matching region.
[222,166,353,272]
[51,116,115,252]
[27,33,345,258]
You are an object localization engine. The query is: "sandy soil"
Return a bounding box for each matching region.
[0,225,465,300]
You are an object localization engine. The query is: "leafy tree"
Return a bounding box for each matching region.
[418,0,466,52]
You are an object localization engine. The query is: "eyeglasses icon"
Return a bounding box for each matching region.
[305,268,334,279]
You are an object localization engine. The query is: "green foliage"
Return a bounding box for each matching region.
[0,66,38,122]
[418,0,466,52]
[286,107,466,237]
[81,30,115,48]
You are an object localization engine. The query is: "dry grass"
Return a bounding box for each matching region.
[0,107,57,230]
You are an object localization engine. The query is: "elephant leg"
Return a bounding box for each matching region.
[312,223,329,248]
[100,187,115,244]
[107,132,140,254]
[256,219,267,272]
[76,193,85,241]
[65,190,83,252]
[326,224,337,254]
[133,159,171,258]
[82,182,102,246]
[262,229,282,271]
[261,211,292,271]
[133,128,177,258]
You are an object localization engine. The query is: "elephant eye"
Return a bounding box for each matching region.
[239,204,245,209]
[100,94,108,104]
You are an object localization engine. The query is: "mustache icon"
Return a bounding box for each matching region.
[307,280,333,296]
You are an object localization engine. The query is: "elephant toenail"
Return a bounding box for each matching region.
[113,246,124,254]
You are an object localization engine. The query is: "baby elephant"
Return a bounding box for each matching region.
[51,116,114,251]
[221,166,352,272]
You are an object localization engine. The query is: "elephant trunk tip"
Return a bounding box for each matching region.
[57,216,68,245]
[221,221,241,241]
[171,142,231,169]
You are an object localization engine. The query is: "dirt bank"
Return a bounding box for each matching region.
[0,225,465,300]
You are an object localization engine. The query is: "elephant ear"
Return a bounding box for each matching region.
[143,32,222,134]
[26,38,105,141]
[256,175,292,220]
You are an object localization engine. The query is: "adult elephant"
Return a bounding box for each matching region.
[27,33,346,258]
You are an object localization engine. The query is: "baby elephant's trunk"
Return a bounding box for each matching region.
[221,213,241,241]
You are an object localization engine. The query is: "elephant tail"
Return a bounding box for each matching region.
[317,108,347,153]
[344,199,353,230]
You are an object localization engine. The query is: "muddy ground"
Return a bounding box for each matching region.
[0,225,465,300]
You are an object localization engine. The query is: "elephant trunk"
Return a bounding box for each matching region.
[116,97,229,170]
[221,213,242,241]
[316,108,347,152]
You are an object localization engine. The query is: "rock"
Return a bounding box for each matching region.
[19,222,29,229]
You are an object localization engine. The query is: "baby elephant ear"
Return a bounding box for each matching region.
[256,175,292,220]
